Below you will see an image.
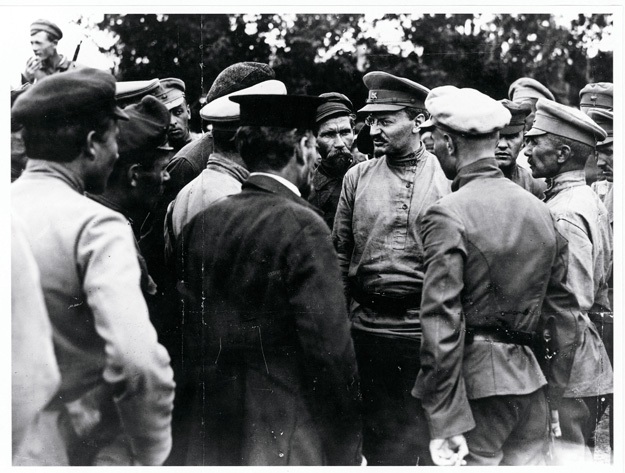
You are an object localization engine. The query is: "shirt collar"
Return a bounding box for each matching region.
[451,158,504,191]
[206,152,249,183]
[23,159,85,194]
[386,142,425,166]
[543,170,586,201]
[248,172,301,197]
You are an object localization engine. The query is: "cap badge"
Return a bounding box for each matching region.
[369,91,377,100]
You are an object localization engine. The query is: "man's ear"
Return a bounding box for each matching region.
[557,145,572,164]
[84,130,98,161]
[444,133,455,155]
[127,163,141,187]
[415,114,427,126]
[295,135,310,165]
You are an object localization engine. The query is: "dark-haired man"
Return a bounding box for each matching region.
[177,94,363,465]
[332,71,450,466]
[11,68,175,466]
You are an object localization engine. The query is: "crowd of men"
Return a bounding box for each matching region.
[11,19,615,467]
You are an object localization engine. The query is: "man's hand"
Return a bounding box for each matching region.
[550,409,562,438]
[24,56,42,82]
[429,435,469,466]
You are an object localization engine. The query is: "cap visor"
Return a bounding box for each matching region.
[163,95,185,110]
[500,124,524,135]
[419,119,435,131]
[113,106,130,121]
[524,127,546,137]
[358,103,406,113]
[597,136,613,146]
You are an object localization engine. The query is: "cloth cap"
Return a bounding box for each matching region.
[525,98,607,146]
[117,95,173,158]
[425,86,511,135]
[579,82,613,112]
[116,79,166,108]
[200,79,286,123]
[508,77,554,102]
[205,62,276,104]
[586,108,613,146]
[358,71,429,113]
[12,67,128,125]
[30,19,63,40]
[158,77,186,110]
[316,92,354,123]
[499,99,532,135]
[229,94,325,129]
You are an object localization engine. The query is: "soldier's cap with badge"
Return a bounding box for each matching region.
[499,99,533,135]
[229,94,325,129]
[525,98,607,147]
[358,71,430,113]
[158,77,187,110]
[579,82,613,112]
[316,92,355,123]
[200,62,286,126]
[508,77,554,102]
[117,95,173,160]
[423,86,511,136]
[30,19,63,40]
[116,79,166,108]
[586,108,613,146]
[12,67,129,126]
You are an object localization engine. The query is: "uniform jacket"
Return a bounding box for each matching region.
[412,159,581,439]
[178,174,363,465]
[22,55,82,84]
[11,160,175,466]
[505,162,547,199]
[332,145,451,337]
[544,170,613,397]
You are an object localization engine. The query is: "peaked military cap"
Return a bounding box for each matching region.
[30,19,63,40]
[116,79,166,108]
[316,92,354,123]
[586,108,613,146]
[425,86,510,135]
[12,67,128,125]
[359,71,430,113]
[508,77,554,102]
[159,77,186,110]
[579,82,613,112]
[499,99,532,135]
[525,98,607,147]
[117,95,173,159]
[229,94,325,129]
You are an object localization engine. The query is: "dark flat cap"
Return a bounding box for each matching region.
[229,94,325,129]
[316,92,354,123]
[526,98,606,147]
[508,77,554,102]
[579,82,613,112]
[500,99,532,135]
[30,19,63,40]
[359,71,430,113]
[159,77,186,110]
[12,67,128,125]
[586,108,613,146]
[117,95,173,158]
[206,62,276,104]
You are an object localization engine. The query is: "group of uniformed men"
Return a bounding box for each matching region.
[11,18,614,467]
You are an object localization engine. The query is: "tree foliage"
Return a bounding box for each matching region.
[96,13,613,131]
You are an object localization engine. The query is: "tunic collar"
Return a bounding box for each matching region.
[543,170,586,202]
[451,158,504,191]
[386,142,426,167]
[205,152,249,183]
[23,159,85,194]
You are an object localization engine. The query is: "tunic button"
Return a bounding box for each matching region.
[402,204,408,210]
[406,183,411,188]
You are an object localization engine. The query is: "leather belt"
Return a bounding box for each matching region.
[465,327,537,347]
[350,284,421,313]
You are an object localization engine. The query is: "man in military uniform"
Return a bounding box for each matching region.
[23,19,81,84]
[308,92,364,229]
[159,78,200,153]
[11,68,175,466]
[524,98,613,464]
[332,71,450,466]
[177,94,363,465]
[412,86,581,466]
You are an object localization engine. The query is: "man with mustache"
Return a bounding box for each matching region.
[308,92,364,228]
[333,71,450,466]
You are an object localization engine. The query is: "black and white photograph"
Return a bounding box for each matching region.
[6,2,621,468]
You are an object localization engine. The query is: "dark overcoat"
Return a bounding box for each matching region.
[177,174,362,466]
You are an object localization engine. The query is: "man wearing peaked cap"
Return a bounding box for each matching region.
[579,82,613,113]
[307,92,366,229]
[495,99,547,199]
[333,71,450,466]
[116,78,165,108]
[508,77,555,135]
[177,94,364,466]
[23,19,83,84]
[159,78,200,153]
[412,86,582,466]
[11,68,175,466]
[524,98,612,464]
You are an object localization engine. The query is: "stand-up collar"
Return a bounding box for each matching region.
[543,170,586,201]
[22,159,85,194]
[386,142,426,166]
[451,158,504,191]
